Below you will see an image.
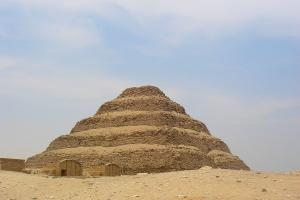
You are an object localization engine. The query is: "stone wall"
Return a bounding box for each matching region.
[0,158,25,172]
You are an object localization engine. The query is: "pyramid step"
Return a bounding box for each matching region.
[48,126,229,153]
[26,144,249,175]
[71,111,209,133]
[96,96,186,115]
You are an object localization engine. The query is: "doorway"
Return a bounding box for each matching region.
[61,169,67,176]
[57,160,82,176]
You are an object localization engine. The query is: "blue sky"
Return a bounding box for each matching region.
[0,0,299,172]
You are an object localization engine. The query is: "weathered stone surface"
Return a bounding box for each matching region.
[26,144,216,174]
[48,126,229,153]
[26,85,249,174]
[208,150,249,170]
[70,111,209,133]
[0,158,25,172]
[96,96,186,115]
[118,86,167,98]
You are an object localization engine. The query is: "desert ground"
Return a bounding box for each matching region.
[0,167,299,200]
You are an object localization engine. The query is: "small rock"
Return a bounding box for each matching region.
[201,166,212,170]
[215,175,220,178]
[32,197,38,200]
[177,194,187,198]
[263,176,268,178]
[236,180,242,183]
[262,188,267,192]
[131,195,140,198]
[136,173,148,176]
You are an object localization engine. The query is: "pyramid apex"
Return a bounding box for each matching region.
[118,85,167,98]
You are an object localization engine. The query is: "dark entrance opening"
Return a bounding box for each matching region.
[61,169,67,176]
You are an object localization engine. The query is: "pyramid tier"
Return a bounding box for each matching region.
[48,126,229,153]
[118,86,167,98]
[71,111,209,133]
[208,150,249,170]
[26,144,249,174]
[95,96,186,115]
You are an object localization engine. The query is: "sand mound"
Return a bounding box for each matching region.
[26,85,249,175]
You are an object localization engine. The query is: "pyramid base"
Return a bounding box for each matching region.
[25,144,249,176]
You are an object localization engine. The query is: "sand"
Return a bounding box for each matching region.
[1,168,299,200]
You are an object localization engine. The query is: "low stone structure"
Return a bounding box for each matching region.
[67,163,121,176]
[56,159,82,176]
[0,158,25,172]
[102,163,121,176]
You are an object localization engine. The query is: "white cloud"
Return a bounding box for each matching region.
[0,71,131,99]
[0,57,17,70]
[173,85,300,124]
[2,0,299,48]
[0,58,132,99]
[12,0,300,38]
[37,21,102,48]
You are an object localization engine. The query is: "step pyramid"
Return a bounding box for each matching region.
[26,86,249,175]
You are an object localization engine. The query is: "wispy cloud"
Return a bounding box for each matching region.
[10,0,300,43]
[0,58,132,99]
[172,85,300,124]
[37,21,102,48]
[0,57,17,70]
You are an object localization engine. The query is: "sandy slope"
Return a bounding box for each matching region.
[0,168,299,200]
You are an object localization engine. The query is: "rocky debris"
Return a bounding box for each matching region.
[200,166,213,170]
[137,173,148,176]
